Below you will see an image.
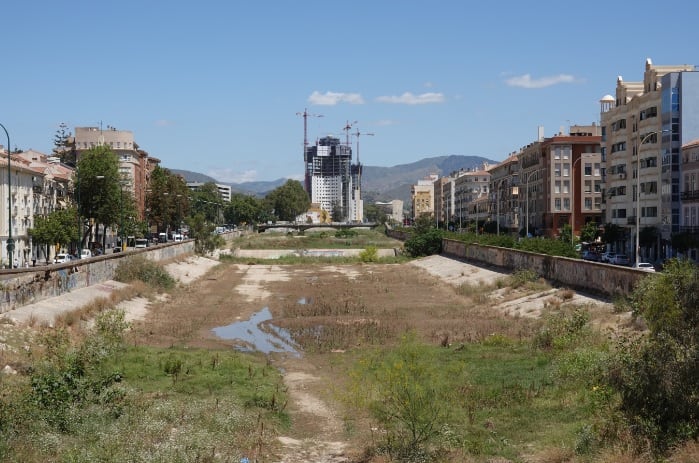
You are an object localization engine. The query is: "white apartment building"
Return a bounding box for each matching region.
[600,59,695,261]
[0,149,65,267]
[186,182,232,202]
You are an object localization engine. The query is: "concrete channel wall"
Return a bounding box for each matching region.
[385,230,643,297]
[0,241,194,314]
[441,238,643,297]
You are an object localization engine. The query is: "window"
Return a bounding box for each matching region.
[563,165,570,177]
[584,198,592,210]
[584,163,592,176]
[555,163,561,177]
[584,180,592,193]
[564,198,570,210]
[642,207,658,217]
[554,147,561,160]
[594,163,601,176]
[555,198,561,210]
[594,181,602,193]
[554,181,561,194]
[563,181,570,194]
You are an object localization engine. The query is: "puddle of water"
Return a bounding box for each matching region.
[212,307,301,357]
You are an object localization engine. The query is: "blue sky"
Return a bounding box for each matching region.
[2,0,698,183]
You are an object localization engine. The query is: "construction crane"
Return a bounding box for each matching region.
[352,128,374,165]
[296,108,323,161]
[342,120,358,149]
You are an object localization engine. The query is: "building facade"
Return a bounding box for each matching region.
[74,126,159,221]
[411,174,438,221]
[600,59,695,261]
[304,136,360,221]
[681,139,699,261]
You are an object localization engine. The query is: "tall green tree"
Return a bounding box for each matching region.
[224,193,263,226]
[264,180,310,222]
[146,167,190,234]
[75,146,125,250]
[29,208,80,262]
[188,182,222,225]
[52,122,75,166]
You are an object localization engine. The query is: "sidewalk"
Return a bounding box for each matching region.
[1,255,220,327]
[2,281,129,326]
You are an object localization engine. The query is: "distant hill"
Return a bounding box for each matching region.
[168,168,286,196]
[361,155,496,205]
[168,155,496,205]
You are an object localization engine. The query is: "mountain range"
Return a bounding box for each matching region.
[169,154,497,206]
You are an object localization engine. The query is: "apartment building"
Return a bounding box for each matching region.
[454,167,490,228]
[680,139,699,260]
[410,174,438,220]
[488,155,519,234]
[186,182,232,202]
[600,59,695,261]
[74,126,159,221]
[375,200,404,226]
[304,136,360,221]
[433,176,451,226]
[0,149,70,267]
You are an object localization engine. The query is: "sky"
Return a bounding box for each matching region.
[2,0,698,184]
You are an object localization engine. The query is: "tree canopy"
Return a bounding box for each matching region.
[264,180,310,222]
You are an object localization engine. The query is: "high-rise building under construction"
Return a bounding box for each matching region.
[304,136,362,222]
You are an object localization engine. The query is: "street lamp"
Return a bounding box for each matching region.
[1,123,14,268]
[494,177,510,236]
[635,130,666,265]
[521,170,540,238]
[570,155,589,247]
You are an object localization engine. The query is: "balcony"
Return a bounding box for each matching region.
[681,190,699,202]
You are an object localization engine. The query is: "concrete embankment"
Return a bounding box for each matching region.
[230,248,398,259]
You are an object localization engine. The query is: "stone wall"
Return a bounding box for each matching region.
[0,241,194,313]
[442,238,642,297]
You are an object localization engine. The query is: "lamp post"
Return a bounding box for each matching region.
[570,156,586,247]
[522,170,539,238]
[634,130,665,265]
[1,123,14,268]
[494,177,509,236]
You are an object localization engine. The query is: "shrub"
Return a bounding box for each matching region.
[335,229,358,239]
[404,228,444,257]
[359,246,379,263]
[606,258,699,456]
[114,255,175,290]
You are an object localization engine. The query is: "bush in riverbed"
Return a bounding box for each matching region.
[114,255,175,290]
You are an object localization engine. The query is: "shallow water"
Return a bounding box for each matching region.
[212,307,301,357]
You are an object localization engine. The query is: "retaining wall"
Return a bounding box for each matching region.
[441,238,642,297]
[0,241,194,313]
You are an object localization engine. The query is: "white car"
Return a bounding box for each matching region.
[54,253,73,264]
[80,249,92,259]
[633,262,656,272]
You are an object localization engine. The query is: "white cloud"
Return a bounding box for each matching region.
[208,168,258,184]
[505,73,577,89]
[375,92,445,105]
[308,91,365,106]
[376,119,398,126]
[154,119,174,127]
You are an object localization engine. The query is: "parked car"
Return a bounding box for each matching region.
[135,238,148,248]
[633,262,656,272]
[581,251,600,262]
[600,252,616,263]
[54,253,73,264]
[611,254,630,266]
[80,249,92,259]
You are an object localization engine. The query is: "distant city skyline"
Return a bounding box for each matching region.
[3,1,698,182]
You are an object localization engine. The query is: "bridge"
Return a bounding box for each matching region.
[256,222,377,233]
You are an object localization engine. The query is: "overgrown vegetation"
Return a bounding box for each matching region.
[606,258,699,456]
[113,255,175,290]
[0,308,287,462]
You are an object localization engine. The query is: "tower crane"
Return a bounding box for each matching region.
[296,108,323,161]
